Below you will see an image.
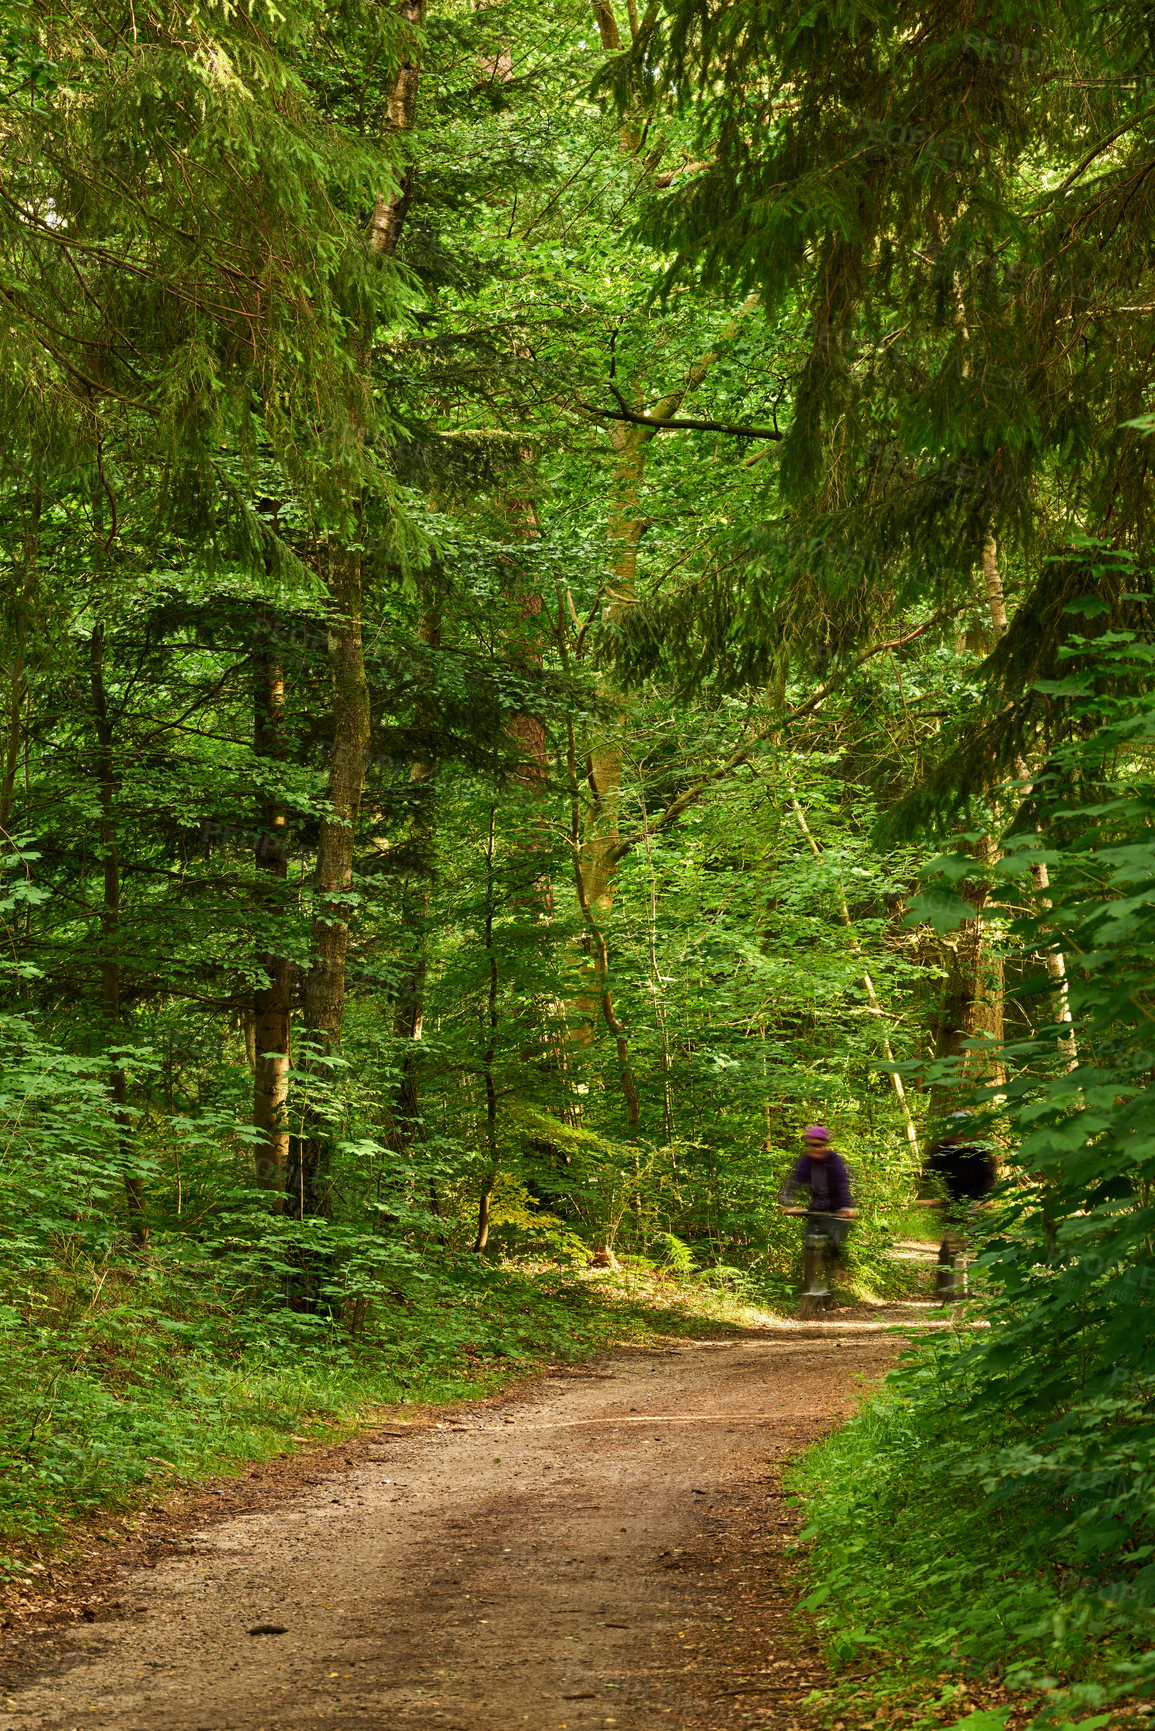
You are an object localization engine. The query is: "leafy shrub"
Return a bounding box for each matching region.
[795,609,1155,1726]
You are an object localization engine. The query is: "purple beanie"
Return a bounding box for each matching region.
[803,1124,831,1143]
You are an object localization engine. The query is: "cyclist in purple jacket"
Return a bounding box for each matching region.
[778,1125,857,1311]
[780,1125,854,1216]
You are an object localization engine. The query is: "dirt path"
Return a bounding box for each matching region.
[0,1307,942,1731]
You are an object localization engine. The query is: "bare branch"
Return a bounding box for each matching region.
[594,382,782,440]
[599,405,783,439]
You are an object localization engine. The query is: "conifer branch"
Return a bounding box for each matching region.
[1053,107,1155,195]
[653,158,711,188]
[609,613,951,864]
[0,290,158,412]
[785,614,949,723]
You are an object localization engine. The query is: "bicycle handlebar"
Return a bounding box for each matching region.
[779,1205,858,1218]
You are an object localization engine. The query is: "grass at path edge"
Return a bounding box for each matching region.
[788,1369,1151,1731]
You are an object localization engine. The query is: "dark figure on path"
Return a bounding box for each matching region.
[778,1124,857,1315]
[926,1113,997,1302]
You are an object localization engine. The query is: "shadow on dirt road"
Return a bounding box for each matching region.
[0,1308,942,1730]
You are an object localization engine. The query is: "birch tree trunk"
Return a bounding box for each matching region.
[369,0,424,257]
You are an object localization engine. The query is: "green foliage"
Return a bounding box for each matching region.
[0,0,1077,1603]
[792,621,1155,1723]
[607,0,1155,810]
[791,1372,1139,1730]
[0,1132,733,1554]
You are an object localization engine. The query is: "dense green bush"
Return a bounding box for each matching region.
[794,611,1155,1727]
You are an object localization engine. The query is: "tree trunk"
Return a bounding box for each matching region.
[1027,856,1077,1065]
[0,635,24,847]
[567,721,641,1129]
[589,1,642,150]
[639,796,675,1141]
[575,300,762,932]
[90,623,149,1248]
[506,580,550,798]
[499,483,551,836]
[1,492,41,859]
[390,890,429,1146]
[475,804,500,1252]
[982,527,1008,636]
[282,6,423,1237]
[984,534,1077,1066]
[285,547,371,1226]
[384,616,441,1160]
[252,608,292,1198]
[0,566,31,848]
[923,530,1019,1116]
[928,834,1003,1117]
[369,0,425,257]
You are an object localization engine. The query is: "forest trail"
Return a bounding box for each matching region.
[0,1308,951,1731]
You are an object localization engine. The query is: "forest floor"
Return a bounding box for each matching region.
[0,1296,964,1731]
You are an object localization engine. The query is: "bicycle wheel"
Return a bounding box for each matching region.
[798,1241,830,1318]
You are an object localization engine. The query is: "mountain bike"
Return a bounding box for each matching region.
[913,1198,978,1303]
[784,1208,852,1319]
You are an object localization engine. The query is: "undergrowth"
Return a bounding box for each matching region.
[790,1342,1154,1731]
[787,632,1155,1731]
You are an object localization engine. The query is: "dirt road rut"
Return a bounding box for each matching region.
[0,1318,919,1731]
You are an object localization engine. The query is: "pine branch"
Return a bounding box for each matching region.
[1053,107,1155,195]
[653,158,711,188]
